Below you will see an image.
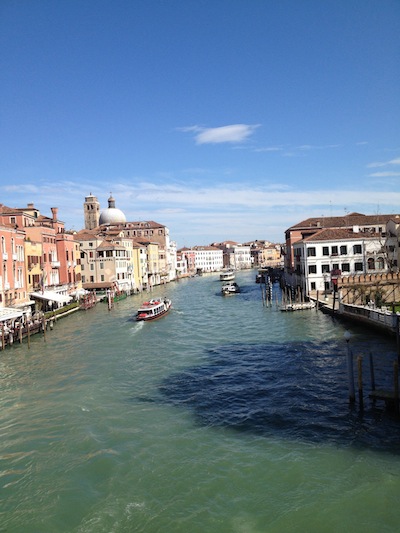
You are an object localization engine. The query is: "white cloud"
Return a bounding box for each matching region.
[254,146,283,152]
[367,157,400,168]
[368,171,400,177]
[2,179,400,245]
[181,124,260,145]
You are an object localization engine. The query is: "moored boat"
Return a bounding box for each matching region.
[221,282,240,295]
[280,301,316,312]
[136,298,172,321]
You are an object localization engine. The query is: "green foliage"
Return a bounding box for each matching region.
[44,301,79,320]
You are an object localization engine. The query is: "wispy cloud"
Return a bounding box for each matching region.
[367,157,400,168]
[254,146,283,153]
[2,180,400,245]
[255,143,340,156]
[368,171,400,177]
[297,144,341,151]
[180,124,260,144]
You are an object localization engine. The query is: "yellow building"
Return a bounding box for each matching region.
[25,239,43,293]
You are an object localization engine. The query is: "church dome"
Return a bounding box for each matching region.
[99,195,127,225]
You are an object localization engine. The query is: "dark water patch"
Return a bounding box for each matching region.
[159,341,400,453]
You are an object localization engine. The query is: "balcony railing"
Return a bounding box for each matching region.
[51,261,61,268]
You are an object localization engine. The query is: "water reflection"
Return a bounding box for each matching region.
[160,340,400,453]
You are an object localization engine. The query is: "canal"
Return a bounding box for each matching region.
[1,270,400,532]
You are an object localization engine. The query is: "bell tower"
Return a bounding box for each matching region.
[83,193,100,230]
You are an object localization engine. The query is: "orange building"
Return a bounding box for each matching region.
[0,222,29,309]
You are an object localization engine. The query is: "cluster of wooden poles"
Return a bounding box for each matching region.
[345,337,399,414]
[0,314,56,350]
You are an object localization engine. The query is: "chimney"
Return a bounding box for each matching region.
[51,207,58,221]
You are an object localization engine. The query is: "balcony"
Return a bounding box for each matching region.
[51,261,61,268]
[2,252,8,260]
[12,253,18,261]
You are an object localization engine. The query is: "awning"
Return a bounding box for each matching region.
[83,282,113,290]
[0,307,24,322]
[14,300,36,307]
[70,288,88,297]
[30,291,72,304]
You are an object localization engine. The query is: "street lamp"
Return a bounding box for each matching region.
[344,330,355,403]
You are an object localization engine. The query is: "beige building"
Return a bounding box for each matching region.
[82,194,177,283]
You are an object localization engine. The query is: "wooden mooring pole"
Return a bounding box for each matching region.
[369,353,375,392]
[394,361,399,415]
[357,356,363,409]
[345,333,355,404]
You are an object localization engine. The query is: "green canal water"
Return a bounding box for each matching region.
[1,270,400,532]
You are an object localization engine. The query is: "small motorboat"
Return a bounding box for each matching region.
[136,298,172,321]
[221,282,240,295]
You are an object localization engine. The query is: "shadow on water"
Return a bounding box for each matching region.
[158,340,400,453]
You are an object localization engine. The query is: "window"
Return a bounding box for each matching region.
[332,263,339,270]
[101,275,104,281]
[367,258,375,270]
[341,263,350,272]
[355,262,363,271]
[311,282,316,290]
[331,246,338,256]
[340,245,347,255]
[90,264,94,271]
[308,265,317,274]
[353,244,362,254]
[376,257,384,269]
[89,242,93,247]
[100,262,104,269]
[307,247,316,257]
[322,246,329,256]
[322,264,330,273]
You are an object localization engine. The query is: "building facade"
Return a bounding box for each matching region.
[292,228,389,296]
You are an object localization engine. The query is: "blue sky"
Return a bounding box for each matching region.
[1,0,399,246]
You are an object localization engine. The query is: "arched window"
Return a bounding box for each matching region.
[367,257,375,270]
[376,257,385,269]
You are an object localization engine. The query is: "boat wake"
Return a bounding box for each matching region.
[130,321,145,334]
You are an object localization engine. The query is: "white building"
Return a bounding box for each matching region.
[192,246,224,273]
[212,241,252,269]
[292,228,389,295]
